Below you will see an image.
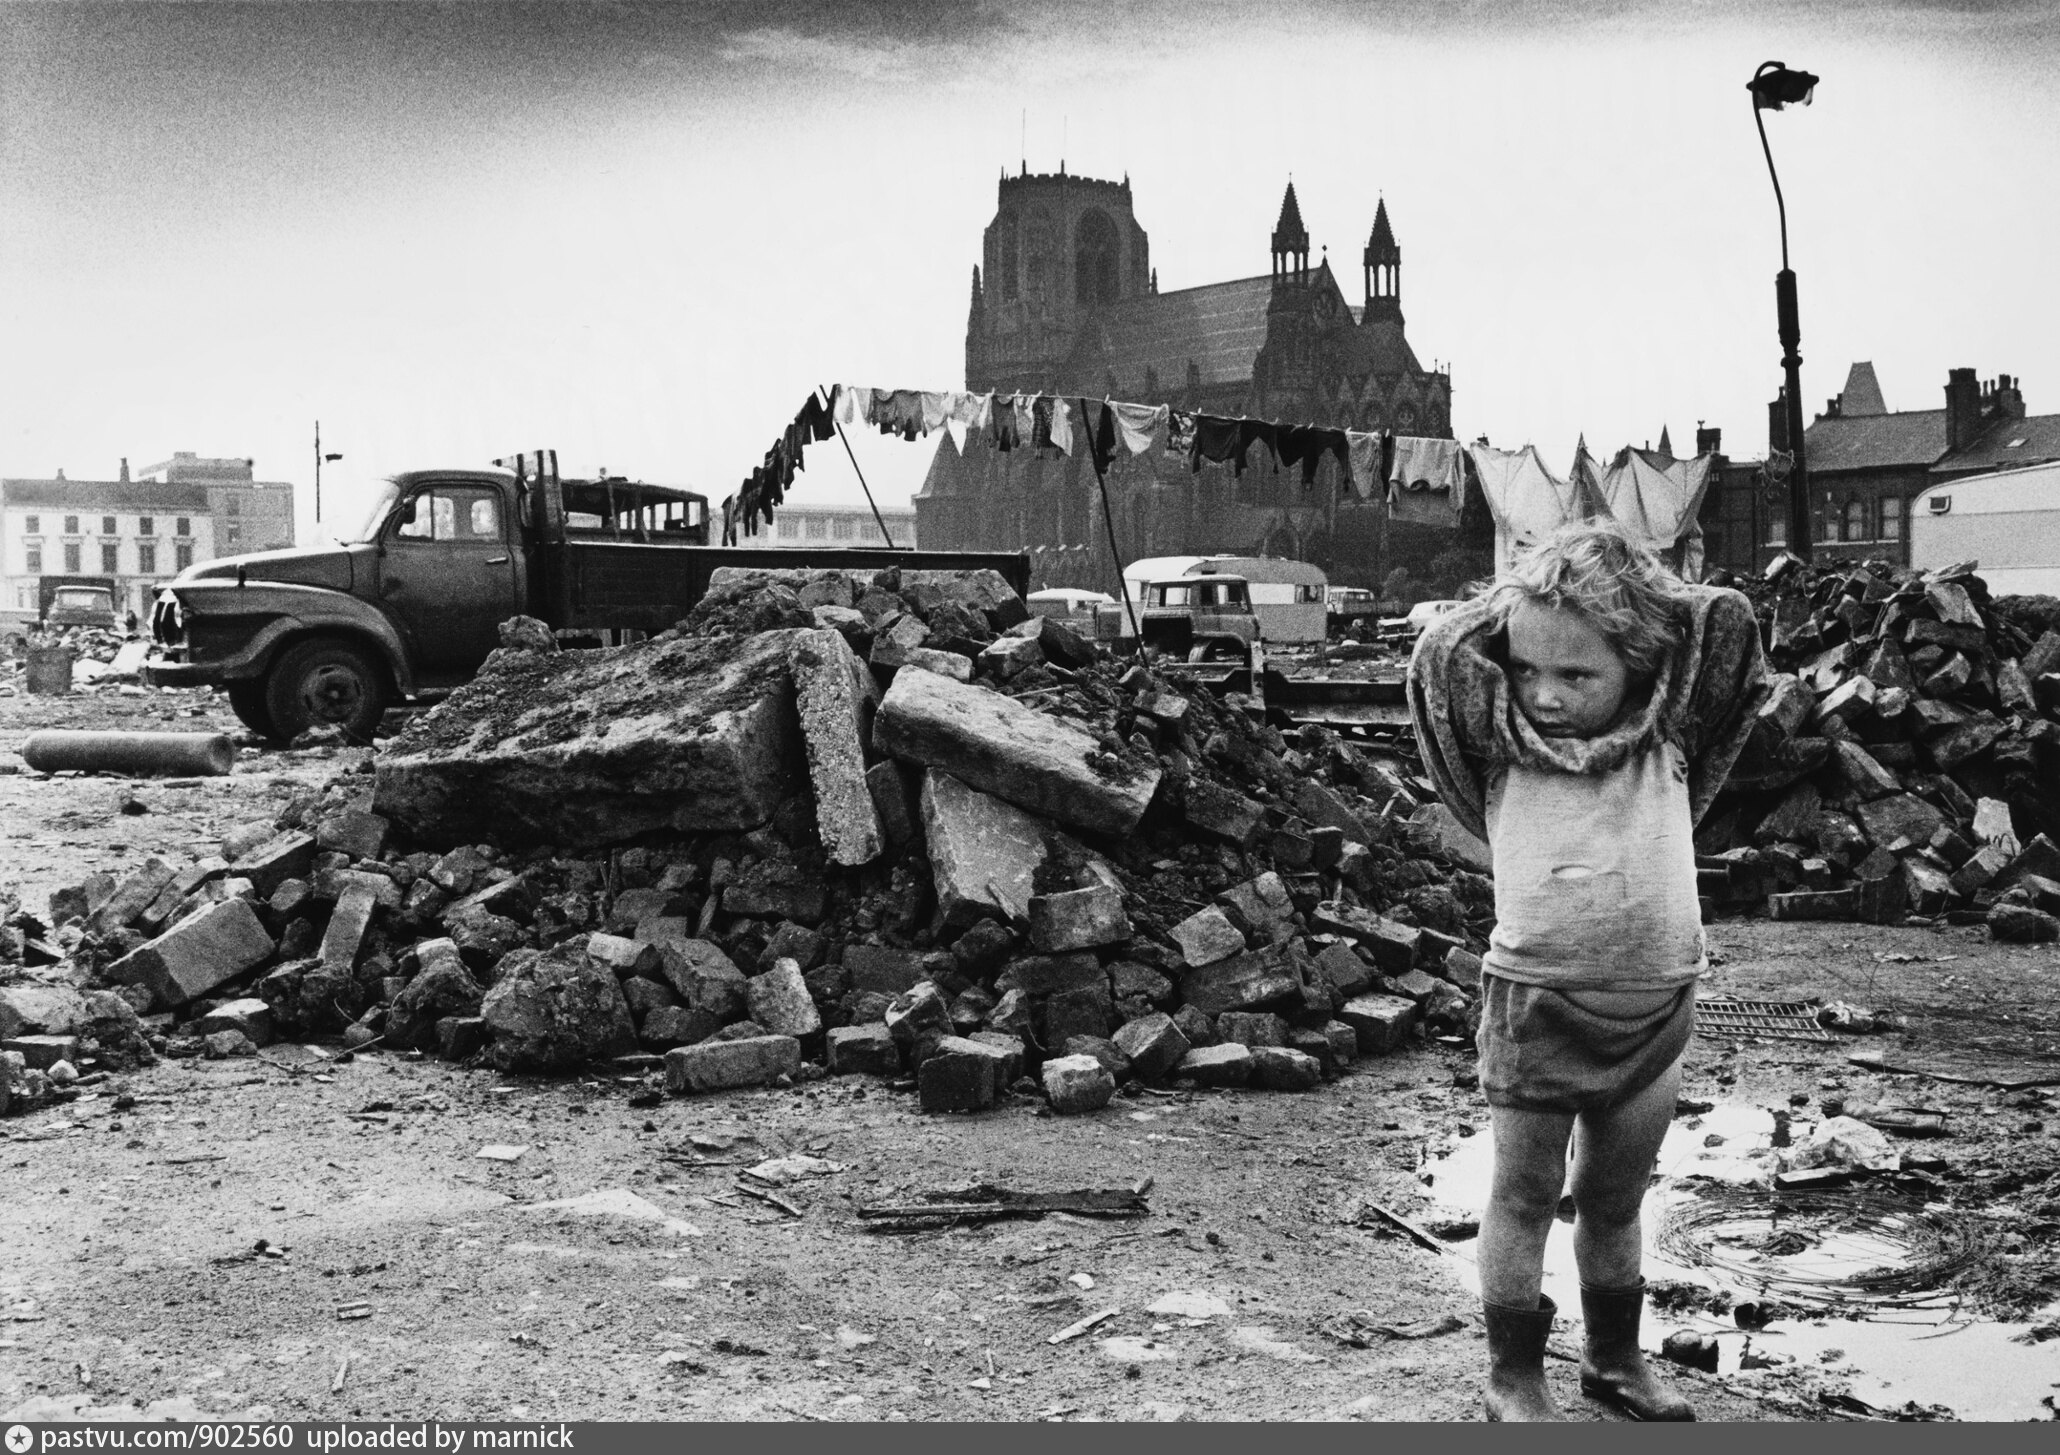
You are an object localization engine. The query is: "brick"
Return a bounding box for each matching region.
[1988,904,2059,943]
[827,1023,901,1076]
[1856,794,1948,848]
[919,1036,1002,1112]
[885,981,952,1065]
[865,761,917,847]
[844,944,927,995]
[759,922,826,973]
[106,899,276,1009]
[985,988,1035,1041]
[1249,1045,1322,1092]
[316,810,390,862]
[434,1015,489,1061]
[1442,947,1483,992]
[1217,874,1297,943]
[1312,940,1373,1000]
[1901,859,1958,916]
[3,1035,79,1070]
[1386,968,1441,1004]
[1905,617,1985,654]
[745,958,823,1039]
[1311,901,1419,972]
[633,915,697,950]
[231,831,318,899]
[664,1035,802,1093]
[0,985,85,1040]
[1041,1052,1115,1114]
[1175,1042,1252,1087]
[195,998,274,1047]
[1214,1011,1287,1048]
[995,952,1106,998]
[1042,985,1115,1044]
[586,932,662,979]
[1181,948,1299,1016]
[315,866,403,912]
[1170,907,1246,968]
[1113,1012,1190,1081]
[1109,959,1174,1007]
[968,1031,1026,1085]
[1036,614,1098,669]
[620,976,680,1019]
[724,861,826,924]
[1183,779,1264,847]
[1339,994,1419,1054]
[638,1005,722,1049]
[320,883,380,972]
[1831,740,1901,800]
[1949,846,2010,900]
[978,633,1044,680]
[1286,1026,1337,1075]
[1321,1020,1358,1067]
[1028,884,1133,953]
[89,859,178,935]
[658,940,749,1021]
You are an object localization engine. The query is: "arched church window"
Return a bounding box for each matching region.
[1075,210,1120,307]
[997,212,1020,302]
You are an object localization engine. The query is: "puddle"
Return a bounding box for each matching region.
[1421,1106,2058,1421]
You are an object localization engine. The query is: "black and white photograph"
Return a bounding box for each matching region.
[2,0,2058,1428]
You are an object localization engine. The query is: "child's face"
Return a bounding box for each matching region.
[1504,598,1631,738]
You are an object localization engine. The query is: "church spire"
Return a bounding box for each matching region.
[1363,197,1402,325]
[1656,424,1673,458]
[1271,180,1309,287]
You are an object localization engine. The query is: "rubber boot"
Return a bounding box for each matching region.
[1482,1294,1567,1422]
[1579,1280,1696,1421]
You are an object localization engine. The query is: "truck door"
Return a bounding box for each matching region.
[380,484,519,674]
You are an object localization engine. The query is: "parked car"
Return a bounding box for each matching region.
[1380,598,1464,636]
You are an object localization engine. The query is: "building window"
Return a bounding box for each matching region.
[23,515,37,534]
[832,515,858,540]
[64,515,79,534]
[176,517,191,536]
[777,516,799,539]
[25,546,41,573]
[138,516,154,536]
[175,542,194,571]
[102,515,117,535]
[1844,499,1867,542]
[225,494,241,516]
[1766,516,1787,548]
[101,543,119,573]
[1881,496,1903,541]
[805,516,828,539]
[64,543,81,573]
[226,522,241,545]
[136,543,157,575]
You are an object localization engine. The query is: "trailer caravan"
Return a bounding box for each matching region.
[1910,461,2060,597]
[1107,555,1330,643]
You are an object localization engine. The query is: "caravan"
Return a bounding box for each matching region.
[1107,555,1331,643]
[1910,461,2060,596]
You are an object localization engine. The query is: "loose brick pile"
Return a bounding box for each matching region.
[1698,561,2060,942]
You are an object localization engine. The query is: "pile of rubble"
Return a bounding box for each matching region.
[1700,561,2060,942]
[3,567,1493,1117]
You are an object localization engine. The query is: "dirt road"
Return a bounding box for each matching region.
[4,684,2057,1423]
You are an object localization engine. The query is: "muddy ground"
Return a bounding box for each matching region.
[3,682,2057,1423]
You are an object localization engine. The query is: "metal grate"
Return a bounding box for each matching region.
[1695,997,1835,1044]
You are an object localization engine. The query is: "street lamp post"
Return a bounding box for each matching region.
[1748,60,1820,562]
[314,420,343,529]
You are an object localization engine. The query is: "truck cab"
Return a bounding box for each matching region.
[1137,574,1258,658]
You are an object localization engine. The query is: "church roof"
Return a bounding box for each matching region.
[1273,183,1306,242]
[1839,361,1888,416]
[1368,197,1395,253]
[1803,409,1946,472]
[1340,316,1422,376]
[1060,273,1277,393]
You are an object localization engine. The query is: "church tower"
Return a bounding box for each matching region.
[964,163,1151,393]
[1271,181,1310,287]
[1363,197,1402,327]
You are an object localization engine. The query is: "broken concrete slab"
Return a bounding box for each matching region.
[665,1035,801,1093]
[230,832,317,899]
[0,984,86,1040]
[920,770,1050,927]
[745,958,822,1039]
[374,629,803,850]
[1176,1042,1253,1087]
[920,1036,1005,1112]
[1179,948,1299,1016]
[875,668,1159,837]
[1112,1012,1190,1081]
[1249,1045,1322,1091]
[657,941,750,1022]
[1338,994,1420,1054]
[1170,907,1246,968]
[826,1023,900,1076]
[106,899,276,1009]
[787,627,885,867]
[319,882,380,973]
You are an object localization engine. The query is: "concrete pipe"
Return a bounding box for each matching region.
[21,730,237,777]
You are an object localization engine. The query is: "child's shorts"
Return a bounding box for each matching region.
[1477,974,1695,1115]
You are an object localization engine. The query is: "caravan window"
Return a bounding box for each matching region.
[1296,584,1324,603]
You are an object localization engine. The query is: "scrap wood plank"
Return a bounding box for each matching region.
[857,1183,1150,1230]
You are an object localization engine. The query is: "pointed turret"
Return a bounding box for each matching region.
[1656,424,1673,458]
[1363,197,1402,325]
[1271,180,1309,287]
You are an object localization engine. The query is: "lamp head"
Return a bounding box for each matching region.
[1750,62,1819,110]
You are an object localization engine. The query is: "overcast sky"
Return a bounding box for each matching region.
[4,0,2058,541]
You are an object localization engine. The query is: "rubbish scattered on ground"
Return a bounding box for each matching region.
[1784,1115,1902,1174]
[475,1143,528,1162]
[1144,1291,1230,1321]
[335,1302,371,1322]
[1048,1308,1119,1344]
[1229,1325,1324,1363]
[1696,998,1837,1044]
[857,1183,1151,1231]
[740,1153,843,1185]
[1319,1310,1467,1347]
[1350,1200,1448,1253]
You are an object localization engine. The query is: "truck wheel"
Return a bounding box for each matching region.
[264,638,389,744]
[225,680,277,740]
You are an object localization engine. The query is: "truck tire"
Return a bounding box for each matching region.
[225,680,277,740]
[263,637,389,744]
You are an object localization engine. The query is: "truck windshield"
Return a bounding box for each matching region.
[346,482,404,543]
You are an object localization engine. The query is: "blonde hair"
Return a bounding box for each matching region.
[1477,520,1690,678]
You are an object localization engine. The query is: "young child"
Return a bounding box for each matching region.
[1407,521,1767,1422]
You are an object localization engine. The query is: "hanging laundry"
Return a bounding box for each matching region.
[947,392,993,432]
[1593,446,1717,578]
[835,385,875,428]
[1084,400,1118,475]
[1031,395,1056,451]
[920,392,953,433]
[1345,431,1382,500]
[1112,401,1167,456]
[1015,393,1039,448]
[1191,414,1241,474]
[993,395,1022,452]
[1277,425,1349,488]
[873,389,927,440]
[1387,436,1466,526]
[1235,418,1278,476]
[1468,442,1600,572]
[797,389,837,444]
[1048,396,1074,456]
[1166,409,1197,460]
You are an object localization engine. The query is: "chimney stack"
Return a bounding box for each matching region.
[119,457,130,483]
[1696,423,1722,457]
[1944,367,1982,452]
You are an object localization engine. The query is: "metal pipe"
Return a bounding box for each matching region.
[21,730,237,777]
